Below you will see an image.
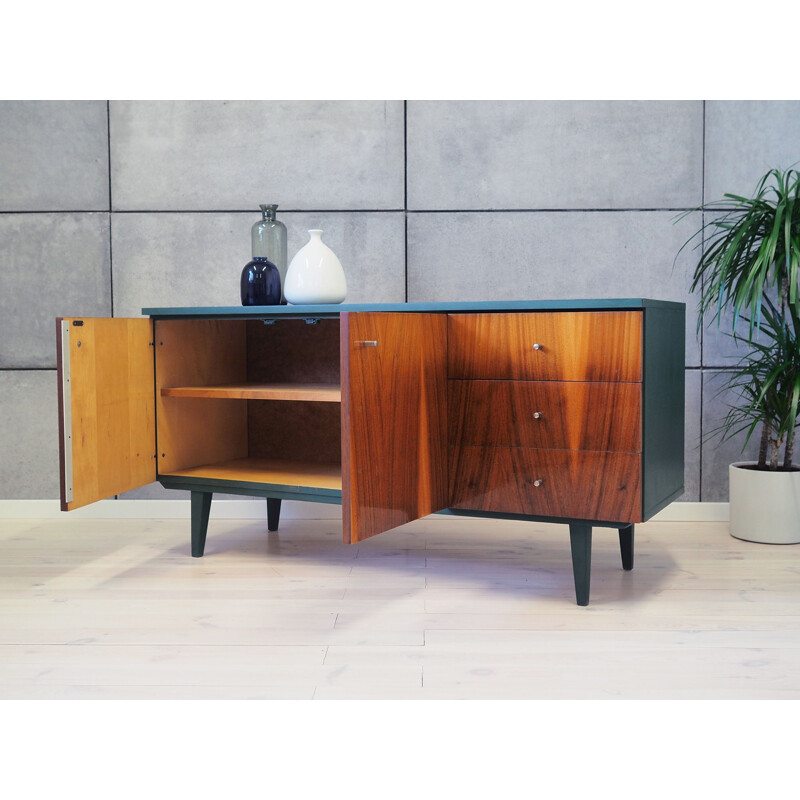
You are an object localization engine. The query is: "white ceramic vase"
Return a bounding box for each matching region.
[284,229,347,304]
[729,461,800,544]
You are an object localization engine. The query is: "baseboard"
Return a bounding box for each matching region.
[0,500,729,522]
[650,502,729,522]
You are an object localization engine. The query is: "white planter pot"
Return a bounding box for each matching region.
[284,229,347,305]
[729,461,800,544]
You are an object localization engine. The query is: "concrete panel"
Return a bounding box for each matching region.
[0,213,111,368]
[111,212,405,318]
[705,101,800,202]
[407,210,701,365]
[110,101,405,211]
[407,101,703,210]
[680,369,702,502]
[701,370,762,501]
[0,101,109,211]
[0,371,59,499]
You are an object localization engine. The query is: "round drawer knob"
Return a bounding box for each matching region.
[532,343,543,351]
[533,412,543,419]
[533,479,543,487]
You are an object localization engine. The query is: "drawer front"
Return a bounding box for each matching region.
[450,445,642,522]
[448,311,643,381]
[448,379,642,452]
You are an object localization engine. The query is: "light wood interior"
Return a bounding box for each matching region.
[61,317,157,510]
[161,383,342,402]
[165,457,342,490]
[155,318,342,481]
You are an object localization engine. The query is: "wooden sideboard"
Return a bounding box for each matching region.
[56,299,685,605]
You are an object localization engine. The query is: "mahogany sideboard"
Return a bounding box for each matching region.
[56,299,685,605]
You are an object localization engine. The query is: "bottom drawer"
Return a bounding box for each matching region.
[449,446,642,522]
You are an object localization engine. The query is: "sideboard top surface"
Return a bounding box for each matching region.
[143,298,684,319]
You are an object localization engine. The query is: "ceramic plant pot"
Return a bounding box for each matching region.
[729,461,800,544]
[284,229,347,305]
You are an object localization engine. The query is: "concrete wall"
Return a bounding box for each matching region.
[2,100,798,503]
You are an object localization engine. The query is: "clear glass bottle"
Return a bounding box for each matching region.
[252,204,288,303]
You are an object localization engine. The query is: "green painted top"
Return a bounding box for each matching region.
[143,298,684,319]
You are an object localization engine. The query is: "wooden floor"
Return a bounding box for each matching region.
[1,513,799,699]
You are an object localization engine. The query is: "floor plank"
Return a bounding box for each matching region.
[1,515,799,699]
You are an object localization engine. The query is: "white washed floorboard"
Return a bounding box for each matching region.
[1,516,799,698]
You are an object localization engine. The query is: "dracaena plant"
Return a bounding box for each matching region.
[677,167,800,471]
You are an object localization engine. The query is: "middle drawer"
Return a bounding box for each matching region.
[448,379,642,453]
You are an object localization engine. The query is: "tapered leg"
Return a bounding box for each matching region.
[267,497,282,532]
[569,523,593,606]
[619,524,634,571]
[191,491,213,557]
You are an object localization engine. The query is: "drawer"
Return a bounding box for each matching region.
[448,380,642,452]
[449,445,642,522]
[447,311,643,381]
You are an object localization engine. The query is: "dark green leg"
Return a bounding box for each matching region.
[191,491,213,557]
[619,524,634,571]
[569,523,593,606]
[267,497,282,532]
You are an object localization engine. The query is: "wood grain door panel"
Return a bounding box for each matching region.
[448,311,643,381]
[448,379,642,452]
[341,312,449,543]
[57,317,156,511]
[449,445,642,522]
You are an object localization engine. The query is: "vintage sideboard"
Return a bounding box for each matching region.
[56,299,685,605]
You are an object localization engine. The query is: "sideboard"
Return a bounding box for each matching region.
[56,299,685,605]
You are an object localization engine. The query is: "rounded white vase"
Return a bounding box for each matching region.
[729,461,800,544]
[284,229,347,304]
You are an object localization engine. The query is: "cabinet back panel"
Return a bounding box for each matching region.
[246,319,341,384]
[248,400,342,464]
[155,320,248,473]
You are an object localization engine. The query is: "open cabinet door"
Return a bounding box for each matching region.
[341,312,448,543]
[57,317,157,511]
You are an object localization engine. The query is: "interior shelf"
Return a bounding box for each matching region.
[161,457,342,491]
[161,382,342,402]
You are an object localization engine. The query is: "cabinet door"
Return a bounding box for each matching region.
[341,312,448,543]
[57,317,157,511]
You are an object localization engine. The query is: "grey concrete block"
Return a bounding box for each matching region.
[0,101,109,211]
[0,213,111,368]
[407,101,703,210]
[701,370,762,501]
[0,370,59,498]
[705,101,800,203]
[111,212,405,317]
[110,101,405,211]
[701,305,774,367]
[681,369,702,502]
[407,210,701,365]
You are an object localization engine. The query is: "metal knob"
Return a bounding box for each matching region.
[533,479,543,487]
[533,412,543,419]
[532,343,543,351]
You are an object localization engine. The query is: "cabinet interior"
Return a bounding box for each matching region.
[154,318,342,489]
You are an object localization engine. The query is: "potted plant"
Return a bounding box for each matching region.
[678,167,800,544]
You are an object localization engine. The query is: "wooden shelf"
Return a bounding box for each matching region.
[161,382,342,402]
[162,457,342,491]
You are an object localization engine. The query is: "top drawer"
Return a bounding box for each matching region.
[447,311,643,382]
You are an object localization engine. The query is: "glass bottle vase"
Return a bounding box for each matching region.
[252,204,288,303]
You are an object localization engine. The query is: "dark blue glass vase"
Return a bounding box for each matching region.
[240,257,281,306]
